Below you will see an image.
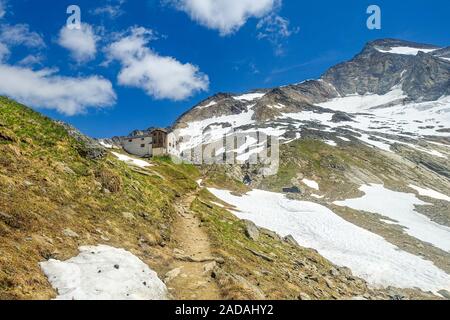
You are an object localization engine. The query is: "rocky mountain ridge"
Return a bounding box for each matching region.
[174,39,450,130]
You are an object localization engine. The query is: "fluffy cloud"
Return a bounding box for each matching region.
[91,0,126,19]
[58,23,98,63]
[0,24,45,62]
[0,64,116,115]
[106,27,209,101]
[171,0,278,35]
[0,43,9,62]
[0,23,45,49]
[257,14,299,55]
[0,18,115,115]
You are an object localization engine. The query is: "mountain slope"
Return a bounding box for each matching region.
[170,39,450,296]
[2,97,432,300]
[0,97,200,299]
[173,39,450,175]
[1,38,449,300]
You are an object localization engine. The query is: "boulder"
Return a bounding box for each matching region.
[283,235,299,247]
[62,228,79,238]
[165,267,182,283]
[282,186,302,194]
[298,292,312,300]
[331,112,354,123]
[57,121,106,160]
[243,220,260,241]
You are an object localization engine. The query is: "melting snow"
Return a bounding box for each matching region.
[176,104,256,153]
[334,184,450,252]
[268,103,285,109]
[376,46,439,56]
[208,188,450,292]
[99,140,114,149]
[179,88,449,161]
[409,185,450,202]
[355,133,392,152]
[197,100,217,109]
[318,88,407,113]
[112,152,152,168]
[40,245,168,300]
[234,93,266,101]
[324,140,337,147]
[302,178,320,191]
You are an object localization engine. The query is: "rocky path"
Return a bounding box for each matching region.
[166,193,223,300]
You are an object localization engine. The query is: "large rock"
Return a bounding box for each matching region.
[243,220,260,241]
[62,228,79,238]
[57,121,106,160]
[283,235,299,247]
[322,39,447,101]
[331,112,354,123]
[165,267,182,283]
[282,186,302,194]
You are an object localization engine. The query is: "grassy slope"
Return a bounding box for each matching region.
[0,97,200,299]
[258,138,450,199]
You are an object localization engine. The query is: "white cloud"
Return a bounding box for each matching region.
[106,27,209,101]
[0,43,9,62]
[91,0,126,19]
[18,54,44,67]
[0,64,116,115]
[171,0,279,35]
[58,23,98,63]
[0,24,45,63]
[0,24,45,49]
[256,14,299,56]
[0,0,7,19]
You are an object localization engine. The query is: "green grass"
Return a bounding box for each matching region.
[0,97,202,299]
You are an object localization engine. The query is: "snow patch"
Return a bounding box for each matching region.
[208,188,450,292]
[302,178,320,191]
[234,93,266,101]
[318,89,407,113]
[268,103,285,109]
[334,184,450,252]
[409,185,450,202]
[197,100,217,109]
[112,152,152,168]
[177,104,256,153]
[98,140,114,149]
[376,46,439,56]
[40,245,168,300]
[356,133,392,152]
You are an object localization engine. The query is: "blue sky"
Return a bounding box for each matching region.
[0,0,448,138]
